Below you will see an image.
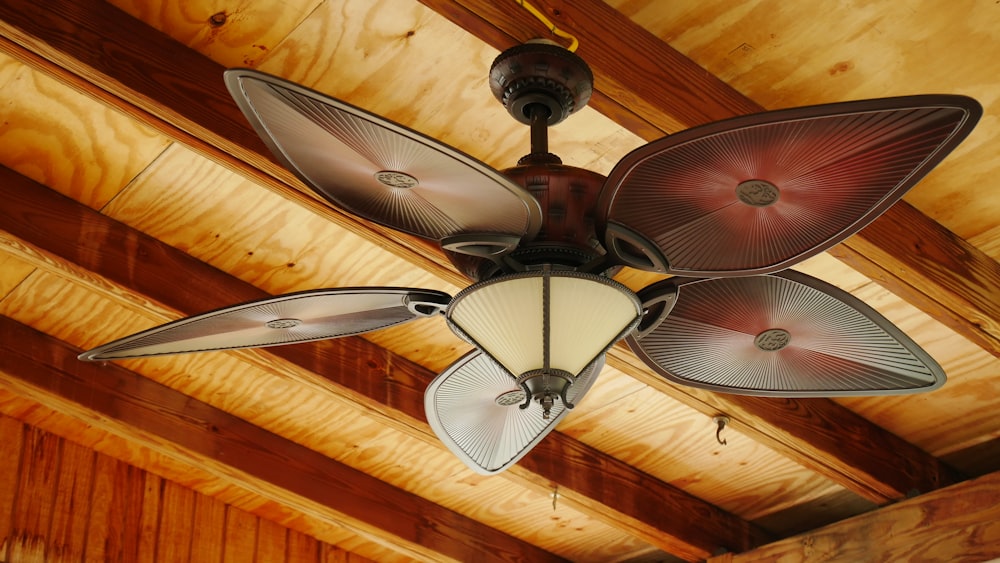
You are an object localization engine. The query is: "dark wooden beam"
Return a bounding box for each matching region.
[0,0,962,506]
[707,470,1000,562]
[417,0,1000,359]
[0,316,563,563]
[0,166,770,560]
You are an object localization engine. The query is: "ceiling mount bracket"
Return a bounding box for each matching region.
[489,40,593,126]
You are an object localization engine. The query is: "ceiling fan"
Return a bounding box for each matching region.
[79,31,981,475]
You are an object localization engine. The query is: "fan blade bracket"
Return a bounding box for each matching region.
[405,292,452,317]
[604,221,670,273]
[632,283,681,340]
[440,233,522,258]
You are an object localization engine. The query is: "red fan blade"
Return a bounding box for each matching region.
[599,96,981,275]
[627,272,945,396]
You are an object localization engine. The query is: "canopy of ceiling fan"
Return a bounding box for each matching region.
[599,95,981,275]
[626,271,945,396]
[224,69,542,254]
[425,350,604,474]
[79,288,451,361]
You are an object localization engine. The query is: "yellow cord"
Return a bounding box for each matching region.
[515,0,579,52]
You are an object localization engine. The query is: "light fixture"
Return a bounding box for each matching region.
[424,267,642,474]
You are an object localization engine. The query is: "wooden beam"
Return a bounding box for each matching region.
[0,316,562,563]
[418,0,1000,359]
[0,166,769,560]
[707,470,1000,562]
[0,0,961,505]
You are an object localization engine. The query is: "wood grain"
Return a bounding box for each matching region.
[0,316,565,563]
[47,439,94,562]
[0,390,402,562]
[712,470,1000,562]
[107,0,323,68]
[0,411,398,563]
[0,53,170,210]
[0,416,24,563]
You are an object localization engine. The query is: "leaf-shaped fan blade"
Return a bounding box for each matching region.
[627,271,944,396]
[425,350,604,475]
[79,288,451,361]
[225,69,541,252]
[599,96,981,275]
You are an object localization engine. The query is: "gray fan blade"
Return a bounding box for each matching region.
[425,350,604,475]
[599,95,981,275]
[79,288,451,361]
[225,69,541,254]
[627,271,944,396]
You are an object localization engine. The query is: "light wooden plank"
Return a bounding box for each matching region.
[0,415,25,563]
[106,0,323,68]
[286,528,320,563]
[223,507,259,563]
[0,0,466,288]
[84,453,115,562]
[47,439,95,562]
[0,53,170,209]
[0,252,35,299]
[710,470,1000,562]
[137,472,163,562]
[157,481,197,563]
[10,426,60,562]
[257,517,289,563]
[190,493,228,562]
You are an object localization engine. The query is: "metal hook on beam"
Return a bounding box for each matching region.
[713,416,730,446]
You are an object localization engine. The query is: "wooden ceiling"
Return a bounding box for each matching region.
[1,0,999,560]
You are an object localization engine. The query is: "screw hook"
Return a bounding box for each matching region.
[550,484,560,511]
[713,416,730,446]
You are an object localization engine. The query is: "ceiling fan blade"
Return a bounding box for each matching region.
[426,350,604,475]
[599,95,981,275]
[79,288,451,361]
[627,271,945,397]
[225,69,541,253]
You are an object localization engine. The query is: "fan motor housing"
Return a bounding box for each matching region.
[445,160,610,281]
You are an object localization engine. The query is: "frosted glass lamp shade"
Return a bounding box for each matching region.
[446,270,642,378]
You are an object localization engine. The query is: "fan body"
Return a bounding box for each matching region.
[80,41,981,475]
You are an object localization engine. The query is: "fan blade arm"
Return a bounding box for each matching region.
[79,287,451,361]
